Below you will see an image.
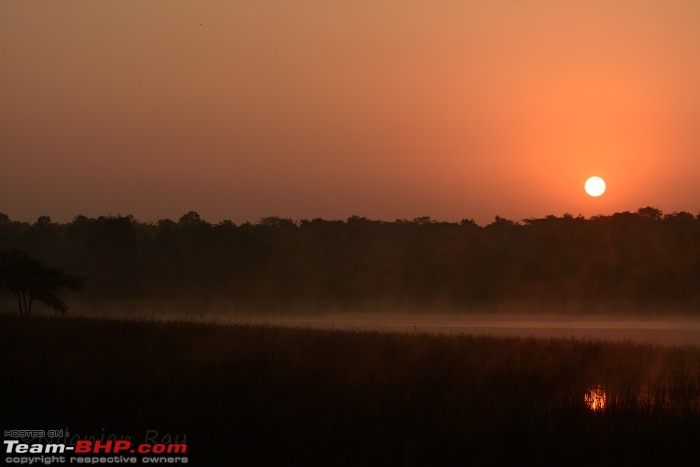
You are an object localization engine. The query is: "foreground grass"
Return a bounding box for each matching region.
[2,313,700,466]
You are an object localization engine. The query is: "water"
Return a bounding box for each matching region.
[239,313,700,346]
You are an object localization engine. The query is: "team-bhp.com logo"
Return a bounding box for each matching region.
[5,439,186,454]
[4,429,189,465]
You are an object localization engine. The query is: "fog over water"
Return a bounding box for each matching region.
[16,296,700,346]
[234,313,700,346]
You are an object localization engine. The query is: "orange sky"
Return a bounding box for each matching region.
[1,1,699,225]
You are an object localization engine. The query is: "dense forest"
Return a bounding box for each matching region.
[1,207,699,313]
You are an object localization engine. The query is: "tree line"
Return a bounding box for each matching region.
[0,207,699,312]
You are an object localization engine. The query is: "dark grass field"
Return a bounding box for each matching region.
[2,313,700,466]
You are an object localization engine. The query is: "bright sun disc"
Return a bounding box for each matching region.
[585,176,606,197]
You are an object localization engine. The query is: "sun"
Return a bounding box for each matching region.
[585,176,606,197]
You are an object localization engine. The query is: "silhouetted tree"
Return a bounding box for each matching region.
[0,249,83,315]
[638,206,663,221]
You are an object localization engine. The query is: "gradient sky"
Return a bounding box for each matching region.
[2,1,699,225]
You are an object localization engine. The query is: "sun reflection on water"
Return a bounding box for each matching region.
[584,385,607,411]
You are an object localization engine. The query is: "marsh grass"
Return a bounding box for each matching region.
[2,313,700,465]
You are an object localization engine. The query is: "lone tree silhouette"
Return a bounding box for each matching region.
[0,249,83,316]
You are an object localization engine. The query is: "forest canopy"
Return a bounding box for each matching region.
[0,208,698,312]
